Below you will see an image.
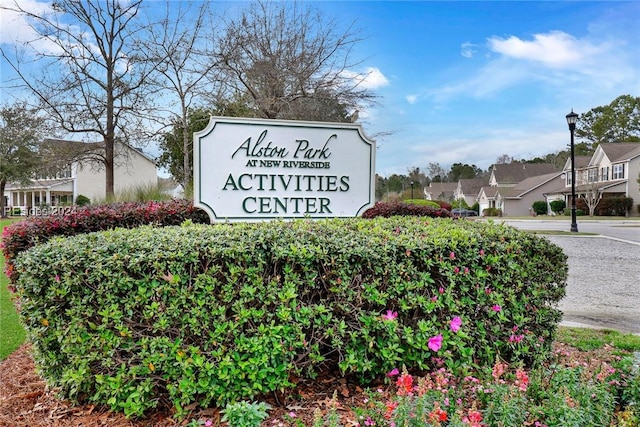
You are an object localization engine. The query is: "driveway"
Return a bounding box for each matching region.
[496,220,640,335]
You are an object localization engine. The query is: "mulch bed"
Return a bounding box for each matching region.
[0,342,618,427]
[0,344,374,426]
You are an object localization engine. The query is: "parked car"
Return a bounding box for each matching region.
[451,208,478,218]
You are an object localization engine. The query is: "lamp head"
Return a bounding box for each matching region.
[566,110,578,131]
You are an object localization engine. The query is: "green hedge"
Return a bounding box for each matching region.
[14,217,567,417]
[403,199,442,209]
[2,199,209,285]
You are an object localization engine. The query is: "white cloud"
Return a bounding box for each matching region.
[460,42,476,58]
[427,28,634,105]
[0,0,57,49]
[357,67,389,90]
[487,31,605,69]
[406,94,418,104]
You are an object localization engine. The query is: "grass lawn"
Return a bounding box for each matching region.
[557,326,640,351]
[0,217,26,360]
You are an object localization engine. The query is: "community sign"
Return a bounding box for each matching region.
[194,117,376,222]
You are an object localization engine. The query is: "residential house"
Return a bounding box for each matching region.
[453,178,486,208]
[497,172,565,216]
[478,162,559,215]
[545,143,640,217]
[3,139,158,214]
[424,182,457,202]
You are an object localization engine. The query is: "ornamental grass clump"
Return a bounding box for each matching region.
[13,217,567,418]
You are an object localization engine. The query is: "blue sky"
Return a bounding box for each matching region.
[318,1,640,176]
[2,1,639,177]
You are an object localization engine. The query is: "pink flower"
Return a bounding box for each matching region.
[509,334,524,343]
[515,369,529,392]
[54,275,60,282]
[387,368,400,377]
[382,310,398,321]
[450,316,462,333]
[492,304,502,312]
[479,249,485,256]
[449,251,456,260]
[454,266,460,274]
[428,334,443,352]
[205,421,213,427]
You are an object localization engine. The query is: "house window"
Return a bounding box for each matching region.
[613,164,625,180]
[600,166,609,181]
[587,168,598,183]
[58,164,72,178]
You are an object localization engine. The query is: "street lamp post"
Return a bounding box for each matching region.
[410,181,414,199]
[566,110,579,233]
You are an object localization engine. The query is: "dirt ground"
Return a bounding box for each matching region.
[0,343,374,427]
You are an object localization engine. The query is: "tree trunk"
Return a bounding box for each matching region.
[0,180,6,217]
[105,138,115,199]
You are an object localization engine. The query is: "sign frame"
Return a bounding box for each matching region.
[193,117,376,222]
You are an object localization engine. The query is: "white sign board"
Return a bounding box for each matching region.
[194,117,376,222]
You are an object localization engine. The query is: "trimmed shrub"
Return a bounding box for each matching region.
[482,207,502,217]
[433,200,453,211]
[1,199,210,284]
[404,199,441,209]
[591,197,633,216]
[532,201,547,216]
[549,200,566,215]
[564,207,586,216]
[14,217,567,417]
[362,201,450,218]
[75,195,91,206]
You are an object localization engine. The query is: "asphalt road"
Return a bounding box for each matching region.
[496,220,640,334]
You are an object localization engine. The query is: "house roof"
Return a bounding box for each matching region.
[598,142,640,162]
[491,163,558,184]
[40,138,157,165]
[505,172,563,198]
[565,155,593,171]
[545,179,627,195]
[426,182,457,199]
[5,178,74,191]
[458,178,487,195]
[479,186,499,198]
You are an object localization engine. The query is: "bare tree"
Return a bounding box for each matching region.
[495,154,514,164]
[427,162,448,183]
[139,1,220,189]
[1,0,156,198]
[215,0,375,121]
[578,181,602,217]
